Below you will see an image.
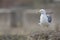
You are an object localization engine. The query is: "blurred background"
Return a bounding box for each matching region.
[0,0,60,40]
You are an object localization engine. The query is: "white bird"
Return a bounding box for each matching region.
[38,9,52,27]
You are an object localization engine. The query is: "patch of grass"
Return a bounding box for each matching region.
[0,35,27,40]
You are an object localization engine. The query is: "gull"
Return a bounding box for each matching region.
[38,9,52,27]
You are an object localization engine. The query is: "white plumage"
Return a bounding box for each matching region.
[38,9,52,27]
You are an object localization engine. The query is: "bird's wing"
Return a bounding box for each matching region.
[47,15,52,23]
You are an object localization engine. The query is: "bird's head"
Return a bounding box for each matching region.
[39,9,46,14]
